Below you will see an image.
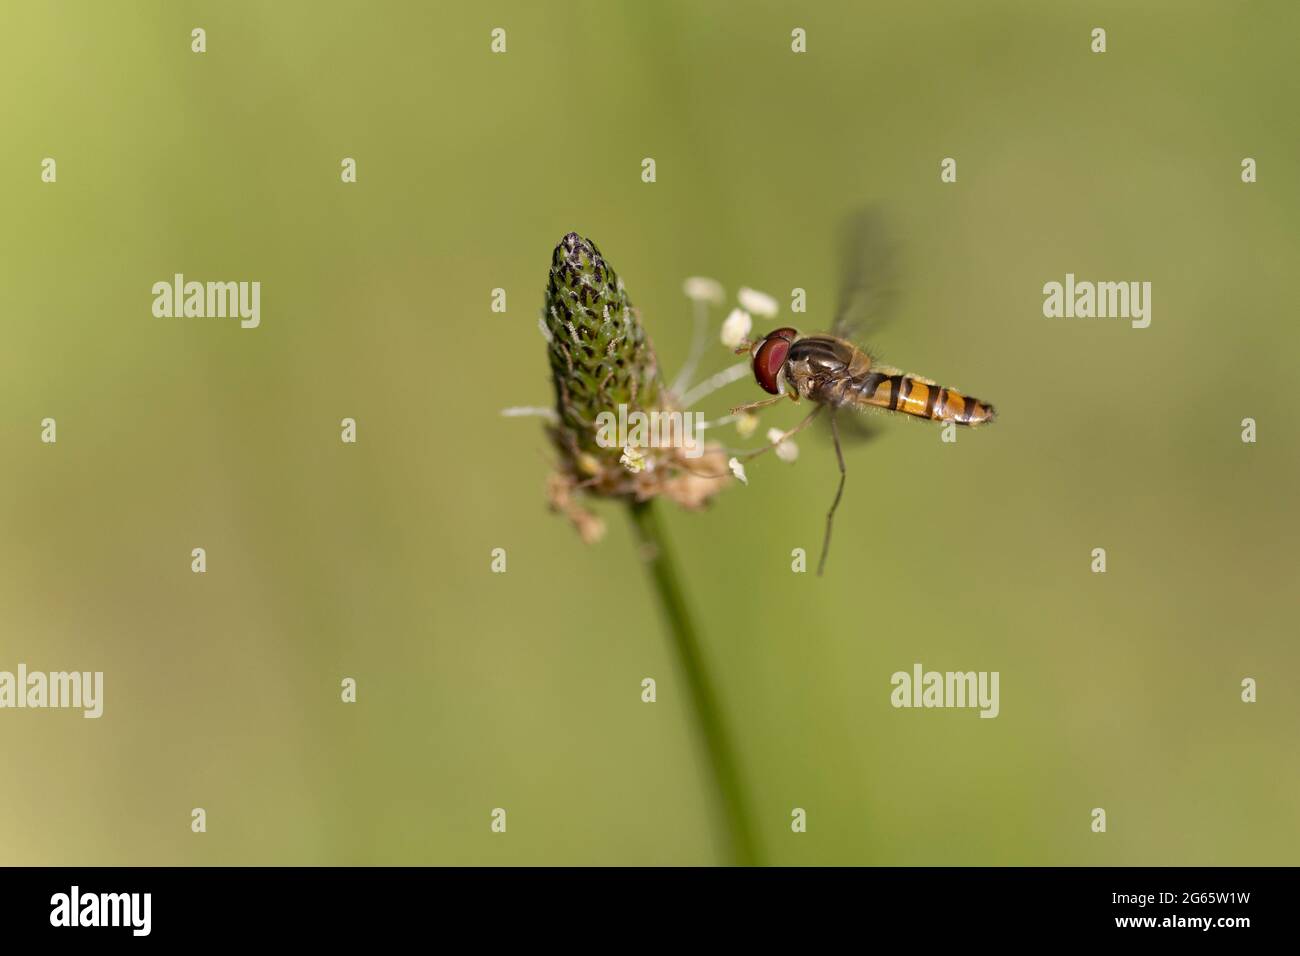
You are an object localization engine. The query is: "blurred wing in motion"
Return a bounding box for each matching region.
[830,206,901,343]
[814,405,884,448]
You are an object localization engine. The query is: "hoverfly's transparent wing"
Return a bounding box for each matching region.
[829,206,900,343]
[813,405,883,447]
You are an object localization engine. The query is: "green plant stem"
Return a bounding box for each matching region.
[628,499,761,866]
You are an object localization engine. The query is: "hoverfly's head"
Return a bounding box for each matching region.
[749,327,799,395]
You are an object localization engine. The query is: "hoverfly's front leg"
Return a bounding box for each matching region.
[729,389,799,418]
[729,395,785,417]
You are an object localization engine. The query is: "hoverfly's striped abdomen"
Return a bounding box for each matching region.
[786,335,995,426]
[887,375,996,426]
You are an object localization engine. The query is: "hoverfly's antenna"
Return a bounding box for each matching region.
[817,408,848,577]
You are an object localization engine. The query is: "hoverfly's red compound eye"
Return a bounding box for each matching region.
[752,327,799,394]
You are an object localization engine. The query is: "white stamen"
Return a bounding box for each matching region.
[678,361,751,408]
[768,427,799,462]
[683,276,726,305]
[728,457,748,485]
[738,287,779,318]
[720,308,753,349]
[501,406,559,422]
[671,299,710,396]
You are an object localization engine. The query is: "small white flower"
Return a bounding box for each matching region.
[735,412,759,438]
[720,308,753,349]
[727,457,748,485]
[738,286,779,319]
[768,428,799,463]
[683,276,726,306]
[620,445,647,473]
[537,315,553,343]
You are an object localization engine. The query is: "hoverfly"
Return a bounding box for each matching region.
[729,210,997,575]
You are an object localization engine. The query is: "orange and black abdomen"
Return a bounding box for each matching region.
[883,374,996,426]
[787,336,995,426]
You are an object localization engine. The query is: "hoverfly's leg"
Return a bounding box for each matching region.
[684,404,824,478]
[737,404,823,461]
[817,408,848,577]
[729,394,786,417]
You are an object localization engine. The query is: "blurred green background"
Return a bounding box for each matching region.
[2,1,1298,866]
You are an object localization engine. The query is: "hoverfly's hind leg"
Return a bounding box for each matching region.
[817,408,848,577]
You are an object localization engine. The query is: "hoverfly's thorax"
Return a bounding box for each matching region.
[787,336,853,375]
[782,335,854,401]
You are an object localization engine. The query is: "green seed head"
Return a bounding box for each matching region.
[538,232,730,536]
[544,232,662,462]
